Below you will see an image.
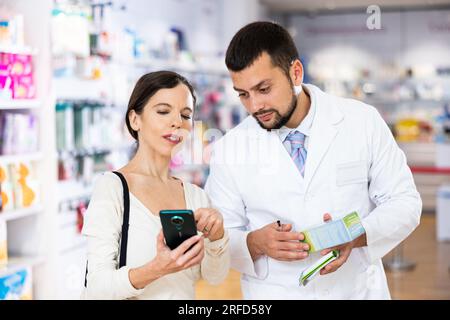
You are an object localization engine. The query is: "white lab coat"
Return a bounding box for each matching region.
[204,84,422,300]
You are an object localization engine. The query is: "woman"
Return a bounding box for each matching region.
[82,71,230,299]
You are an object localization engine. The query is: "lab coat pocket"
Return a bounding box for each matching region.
[333,161,368,213]
[336,161,368,186]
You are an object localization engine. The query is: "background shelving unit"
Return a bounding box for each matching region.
[0,152,43,164]
[0,205,43,222]
[0,99,42,110]
[0,0,58,300]
[310,75,450,212]
[0,0,258,299]
[45,0,247,299]
[0,96,47,297]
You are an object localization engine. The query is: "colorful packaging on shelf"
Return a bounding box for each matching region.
[0,75,13,99]
[0,220,7,266]
[0,52,35,99]
[0,267,33,300]
[11,74,35,99]
[0,15,25,48]
[9,162,38,209]
[0,112,39,155]
[0,164,14,211]
[9,54,33,76]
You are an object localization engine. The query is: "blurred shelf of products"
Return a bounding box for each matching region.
[311,75,450,212]
[0,7,44,300]
[1,0,450,300]
[48,0,247,300]
[288,9,450,216]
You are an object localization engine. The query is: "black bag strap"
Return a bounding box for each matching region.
[112,171,130,268]
[84,171,130,287]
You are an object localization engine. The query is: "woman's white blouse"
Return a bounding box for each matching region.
[81,172,230,300]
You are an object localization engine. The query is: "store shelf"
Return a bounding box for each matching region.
[0,99,41,110]
[410,166,450,174]
[57,179,94,203]
[0,255,45,274]
[399,142,436,166]
[364,97,450,105]
[0,152,43,164]
[131,58,229,77]
[0,45,38,55]
[0,205,43,222]
[53,76,110,101]
[58,143,134,157]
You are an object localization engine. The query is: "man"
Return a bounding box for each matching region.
[204,21,421,299]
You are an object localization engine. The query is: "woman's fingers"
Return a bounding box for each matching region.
[176,237,204,267]
[172,235,201,259]
[156,230,168,251]
[207,220,220,238]
[195,209,211,232]
[183,246,205,269]
[202,216,217,236]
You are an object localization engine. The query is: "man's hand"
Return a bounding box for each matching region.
[319,213,367,275]
[247,222,310,261]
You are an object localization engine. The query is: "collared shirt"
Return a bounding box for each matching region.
[277,85,316,153]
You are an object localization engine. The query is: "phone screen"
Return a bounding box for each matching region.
[159,210,198,250]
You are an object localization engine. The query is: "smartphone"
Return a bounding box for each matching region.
[159,209,198,250]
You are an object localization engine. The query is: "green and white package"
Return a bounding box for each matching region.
[299,250,339,286]
[301,211,365,252]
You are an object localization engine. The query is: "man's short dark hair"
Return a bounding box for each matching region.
[225,21,299,78]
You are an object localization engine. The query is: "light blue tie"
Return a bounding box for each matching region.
[285,130,307,177]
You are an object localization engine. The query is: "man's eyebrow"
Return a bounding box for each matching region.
[233,79,271,92]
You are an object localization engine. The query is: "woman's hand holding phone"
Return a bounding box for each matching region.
[129,231,204,289]
[194,208,225,242]
[153,230,204,274]
[129,208,225,290]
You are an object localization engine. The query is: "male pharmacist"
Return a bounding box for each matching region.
[204,21,422,299]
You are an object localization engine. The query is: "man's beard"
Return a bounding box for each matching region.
[253,89,298,130]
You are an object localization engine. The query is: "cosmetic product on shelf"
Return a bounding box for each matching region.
[0,15,25,48]
[0,267,33,300]
[0,164,14,212]
[0,111,39,155]
[9,161,39,209]
[0,161,40,211]
[0,51,35,99]
[0,220,7,266]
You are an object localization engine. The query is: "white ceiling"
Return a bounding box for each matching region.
[260,0,450,13]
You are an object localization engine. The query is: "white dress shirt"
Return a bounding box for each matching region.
[277,84,317,153]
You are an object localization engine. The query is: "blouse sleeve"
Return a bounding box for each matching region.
[81,173,144,299]
[191,185,230,285]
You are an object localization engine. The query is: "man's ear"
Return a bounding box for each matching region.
[129,110,140,132]
[290,59,304,86]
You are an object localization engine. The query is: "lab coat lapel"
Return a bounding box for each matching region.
[303,86,344,193]
[253,125,305,190]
